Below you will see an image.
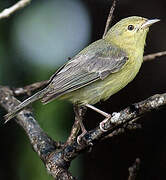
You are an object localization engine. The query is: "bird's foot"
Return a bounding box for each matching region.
[77,130,87,145]
[99,114,111,132]
[77,130,93,147]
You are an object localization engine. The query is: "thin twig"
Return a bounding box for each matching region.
[0,0,31,19]
[13,80,48,96]
[66,116,80,145]
[102,0,116,38]
[143,51,166,61]
[128,158,141,180]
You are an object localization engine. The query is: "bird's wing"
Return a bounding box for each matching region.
[42,40,128,103]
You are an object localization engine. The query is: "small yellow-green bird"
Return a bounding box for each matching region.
[5,16,159,134]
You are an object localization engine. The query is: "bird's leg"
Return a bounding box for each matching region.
[73,105,87,144]
[85,104,111,132]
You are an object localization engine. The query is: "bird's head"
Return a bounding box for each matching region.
[104,16,160,52]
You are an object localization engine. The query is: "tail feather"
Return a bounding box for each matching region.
[4,88,46,123]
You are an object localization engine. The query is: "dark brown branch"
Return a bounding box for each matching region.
[102,0,116,38]
[66,106,87,146]
[0,86,75,180]
[143,51,166,61]
[102,123,142,140]
[74,93,166,147]
[0,87,55,158]
[128,158,141,180]
[1,86,166,179]
[66,116,80,145]
[13,80,48,96]
[33,93,166,171]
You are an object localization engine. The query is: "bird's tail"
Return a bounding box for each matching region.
[4,88,47,123]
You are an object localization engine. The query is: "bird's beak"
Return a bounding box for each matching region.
[141,19,160,29]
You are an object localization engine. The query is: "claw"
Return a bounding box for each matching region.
[77,130,87,145]
[99,114,111,132]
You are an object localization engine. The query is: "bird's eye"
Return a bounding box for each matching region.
[127,25,134,31]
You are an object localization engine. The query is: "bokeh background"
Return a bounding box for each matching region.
[0,0,166,179]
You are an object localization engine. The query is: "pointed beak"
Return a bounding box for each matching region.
[141,19,160,29]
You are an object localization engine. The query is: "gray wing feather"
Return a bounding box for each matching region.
[42,40,128,103]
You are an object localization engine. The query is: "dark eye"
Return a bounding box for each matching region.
[128,25,134,31]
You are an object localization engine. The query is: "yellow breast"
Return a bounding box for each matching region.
[59,51,143,105]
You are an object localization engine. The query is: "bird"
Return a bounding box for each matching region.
[4,16,160,139]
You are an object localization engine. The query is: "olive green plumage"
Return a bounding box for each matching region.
[4,16,159,121]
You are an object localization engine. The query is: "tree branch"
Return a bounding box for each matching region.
[75,93,166,146]
[143,51,166,61]
[102,0,116,38]
[128,158,141,180]
[66,115,80,145]
[13,80,48,96]
[1,85,166,179]
[0,0,31,19]
[0,86,75,180]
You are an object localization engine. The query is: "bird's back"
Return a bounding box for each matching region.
[42,39,143,105]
